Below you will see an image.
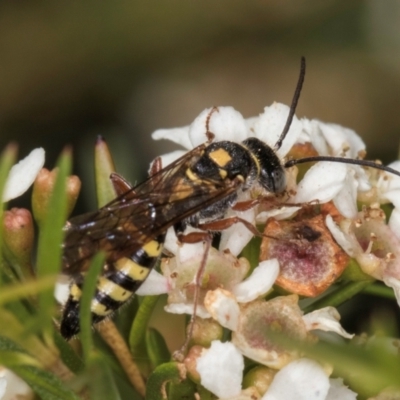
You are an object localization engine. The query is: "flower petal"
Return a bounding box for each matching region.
[204,288,240,331]
[136,269,170,296]
[189,107,248,147]
[325,215,357,257]
[332,171,358,219]
[261,358,330,400]
[164,302,211,318]
[326,378,357,400]
[54,276,70,305]
[256,206,300,224]
[303,307,354,339]
[196,340,244,398]
[383,276,400,308]
[389,208,400,240]
[0,376,6,398]
[233,259,279,303]
[151,126,192,150]
[3,147,45,202]
[294,162,347,204]
[0,367,33,400]
[157,150,186,169]
[219,208,255,256]
[254,103,302,158]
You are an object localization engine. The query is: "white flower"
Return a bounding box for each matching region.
[196,341,244,399]
[195,346,356,400]
[0,367,34,400]
[294,120,370,219]
[302,307,354,339]
[3,147,45,202]
[261,358,330,400]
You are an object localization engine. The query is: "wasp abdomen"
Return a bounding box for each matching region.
[60,237,164,340]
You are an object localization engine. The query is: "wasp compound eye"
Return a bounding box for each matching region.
[266,167,286,194]
[242,137,286,193]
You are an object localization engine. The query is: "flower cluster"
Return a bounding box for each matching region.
[138,103,400,399]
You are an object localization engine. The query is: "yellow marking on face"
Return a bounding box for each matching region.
[209,148,232,167]
[143,240,163,257]
[91,300,112,316]
[115,257,151,281]
[70,284,82,301]
[219,169,227,179]
[98,276,132,302]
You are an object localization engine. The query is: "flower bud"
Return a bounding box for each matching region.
[243,366,276,396]
[189,317,223,348]
[32,168,81,225]
[3,208,34,278]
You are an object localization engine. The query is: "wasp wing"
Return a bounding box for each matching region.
[62,144,238,276]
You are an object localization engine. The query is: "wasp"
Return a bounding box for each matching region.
[60,57,400,340]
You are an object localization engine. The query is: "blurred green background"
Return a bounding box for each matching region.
[2,0,400,350]
[2,0,400,207]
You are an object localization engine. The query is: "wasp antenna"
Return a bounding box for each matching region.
[274,57,306,152]
[284,156,400,179]
[205,106,219,142]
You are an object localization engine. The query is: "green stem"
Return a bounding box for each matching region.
[303,281,372,313]
[362,282,396,300]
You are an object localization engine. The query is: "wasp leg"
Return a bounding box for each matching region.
[197,216,262,237]
[110,173,134,196]
[231,199,261,211]
[173,234,212,361]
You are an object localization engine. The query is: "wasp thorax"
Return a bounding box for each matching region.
[191,141,254,182]
[242,137,286,194]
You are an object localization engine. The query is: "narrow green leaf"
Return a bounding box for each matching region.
[266,329,400,398]
[36,149,72,340]
[145,362,187,400]
[53,332,84,374]
[80,251,105,363]
[0,309,55,366]
[129,296,159,370]
[0,275,57,306]
[11,365,81,400]
[94,136,117,207]
[87,354,122,400]
[146,327,171,369]
[0,349,41,368]
[0,144,18,287]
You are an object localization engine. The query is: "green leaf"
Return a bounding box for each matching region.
[146,361,192,400]
[79,251,105,363]
[87,354,122,400]
[266,328,400,398]
[146,327,171,369]
[129,296,159,373]
[0,275,56,306]
[0,144,18,287]
[0,349,41,368]
[94,136,117,207]
[53,331,84,374]
[11,365,81,400]
[36,149,72,340]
